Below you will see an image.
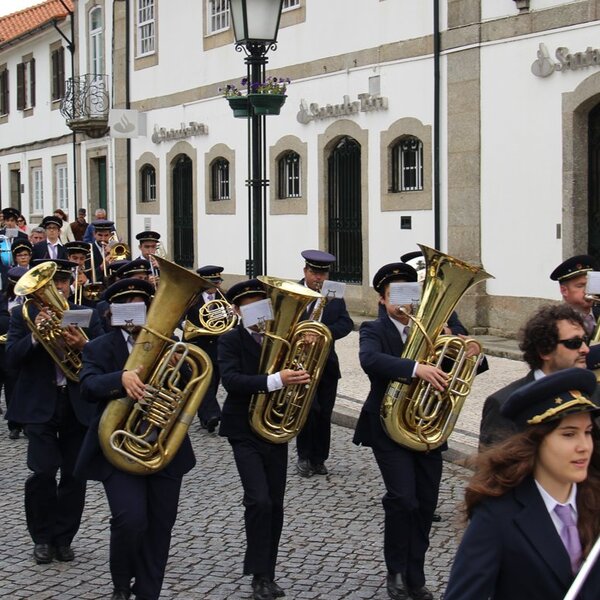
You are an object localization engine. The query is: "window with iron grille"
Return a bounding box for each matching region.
[282,0,300,10]
[51,46,65,101]
[278,152,301,198]
[391,136,423,192]
[140,164,157,202]
[0,67,8,116]
[16,58,35,110]
[207,0,229,34]
[211,159,230,200]
[32,167,43,213]
[137,0,156,56]
[55,164,68,211]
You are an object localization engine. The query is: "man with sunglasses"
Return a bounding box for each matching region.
[479,303,599,449]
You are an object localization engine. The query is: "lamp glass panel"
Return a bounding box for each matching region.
[230,0,283,43]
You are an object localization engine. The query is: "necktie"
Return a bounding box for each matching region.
[251,331,263,345]
[554,504,582,573]
[584,312,596,336]
[127,334,135,354]
[207,293,214,302]
[49,243,56,259]
[402,324,411,343]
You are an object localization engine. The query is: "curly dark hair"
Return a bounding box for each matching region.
[519,304,586,370]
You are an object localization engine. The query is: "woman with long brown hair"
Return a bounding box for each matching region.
[444,368,600,600]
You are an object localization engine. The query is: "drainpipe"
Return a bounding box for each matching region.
[125,1,132,246]
[433,0,441,249]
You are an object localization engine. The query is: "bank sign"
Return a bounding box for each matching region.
[532,43,600,78]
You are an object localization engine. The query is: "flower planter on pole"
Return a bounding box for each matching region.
[248,93,287,116]
[227,96,251,118]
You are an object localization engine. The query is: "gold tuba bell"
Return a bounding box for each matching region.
[381,244,493,451]
[98,255,214,474]
[14,261,87,382]
[248,276,333,443]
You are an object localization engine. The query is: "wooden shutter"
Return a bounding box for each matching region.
[51,50,59,100]
[58,47,65,99]
[16,62,24,110]
[0,69,8,115]
[29,58,35,107]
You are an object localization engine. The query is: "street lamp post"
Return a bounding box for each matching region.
[229,0,284,278]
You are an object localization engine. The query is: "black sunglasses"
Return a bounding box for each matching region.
[557,336,589,350]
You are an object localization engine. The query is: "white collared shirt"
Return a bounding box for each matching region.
[387,315,418,377]
[535,479,578,539]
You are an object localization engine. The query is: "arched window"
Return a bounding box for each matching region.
[89,6,104,76]
[211,158,230,200]
[391,136,423,192]
[140,164,156,202]
[278,151,301,199]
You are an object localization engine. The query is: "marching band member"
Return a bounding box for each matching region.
[5,259,103,565]
[185,265,225,432]
[64,241,92,305]
[445,368,600,600]
[353,262,447,600]
[0,207,29,241]
[31,216,66,260]
[76,278,194,600]
[135,231,161,286]
[11,239,33,269]
[550,255,600,336]
[90,220,115,282]
[296,250,353,477]
[218,279,310,600]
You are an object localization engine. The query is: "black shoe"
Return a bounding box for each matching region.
[431,512,442,522]
[33,543,54,564]
[110,590,131,600]
[312,462,328,475]
[386,573,409,600]
[407,586,434,600]
[269,580,285,598]
[296,458,313,478]
[206,417,219,433]
[55,545,74,562]
[8,429,19,440]
[252,576,275,600]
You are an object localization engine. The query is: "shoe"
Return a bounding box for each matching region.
[110,590,131,600]
[206,417,219,433]
[33,543,54,564]
[407,586,434,600]
[312,462,328,475]
[296,458,313,478]
[386,573,409,600]
[8,429,19,440]
[431,512,442,522]
[269,580,285,598]
[55,545,74,562]
[252,576,275,600]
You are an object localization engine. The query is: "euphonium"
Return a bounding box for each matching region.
[381,244,493,451]
[14,261,87,382]
[249,276,333,443]
[98,255,214,474]
[183,290,238,339]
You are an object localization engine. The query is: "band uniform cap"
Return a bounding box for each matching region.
[196,265,224,282]
[64,241,91,256]
[501,368,599,427]
[107,259,131,275]
[226,279,266,305]
[31,258,77,279]
[11,239,32,256]
[92,219,115,232]
[115,258,151,278]
[373,262,418,294]
[105,277,155,304]
[400,250,423,263]
[550,255,597,282]
[135,230,161,243]
[40,215,63,229]
[2,207,20,221]
[7,266,27,283]
[301,249,336,271]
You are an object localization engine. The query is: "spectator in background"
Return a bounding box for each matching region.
[16,215,30,236]
[29,227,45,245]
[83,208,107,243]
[54,209,76,244]
[70,209,88,241]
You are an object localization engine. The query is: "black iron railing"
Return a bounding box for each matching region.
[60,74,110,138]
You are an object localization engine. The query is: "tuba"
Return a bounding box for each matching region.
[248,276,333,443]
[14,261,87,382]
[98,255,214,474]
[381,244,493,451]
[183,289,238,339]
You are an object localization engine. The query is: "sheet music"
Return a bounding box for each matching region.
[586,271,600,295]
[321,280,345,299]
[388,282,421,306]
[110,302,147,327]
[240,298,273,330]
[61,309,93,328]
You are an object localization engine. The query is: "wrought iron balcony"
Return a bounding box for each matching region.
[60,74,110,138]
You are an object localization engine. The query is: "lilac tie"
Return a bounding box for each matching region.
[584,312,596,336]
[251,331,263,346]
[554,504,582,573]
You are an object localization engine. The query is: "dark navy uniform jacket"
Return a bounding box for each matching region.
[444,476,600,600]
[31,240,67,260]
[5,302,103,425]
[218,324,270,440]
[75,328,196,481]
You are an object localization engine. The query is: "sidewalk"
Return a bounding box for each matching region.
[331,316,526,464]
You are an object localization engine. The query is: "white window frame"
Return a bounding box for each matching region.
[137,0,156,56]
[32,167,44,214]
[141,164,157,202]
[207,0,230,35]
[56,163,69,212]
[282,0,300,10]
[393,137,423,192]
[89,6,104,76]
